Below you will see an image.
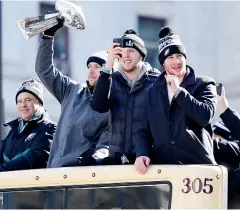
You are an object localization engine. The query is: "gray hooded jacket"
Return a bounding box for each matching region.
[35,39,108,168]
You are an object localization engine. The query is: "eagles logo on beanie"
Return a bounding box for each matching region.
[86,51,108,67]
[158,26,187,65]
[122,29,147,61]
[16,78,44,105]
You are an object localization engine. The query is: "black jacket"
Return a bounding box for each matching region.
[220,107,240,140]
[91,64,160,162]
[213,108,240,207]
[214,107,240,169]
[135,66,217,164]
[214,138,240,169]
[0,112,56,171]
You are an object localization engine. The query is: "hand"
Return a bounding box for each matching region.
[134,156,151,174]
[44,11,64,37]
[106,43,123,69]
[217,86,229,114]
[164,75,180,95]
[77,150,97,166]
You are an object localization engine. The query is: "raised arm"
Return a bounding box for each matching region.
[35,18,75,103]
[91,43,122,113]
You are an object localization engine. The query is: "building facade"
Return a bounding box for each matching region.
[2,1,240,129]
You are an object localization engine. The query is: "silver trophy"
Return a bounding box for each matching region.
[16,0,86,39]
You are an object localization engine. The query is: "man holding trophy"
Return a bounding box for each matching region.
[33,1,112,169]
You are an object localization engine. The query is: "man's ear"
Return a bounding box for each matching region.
[38,100,43,106]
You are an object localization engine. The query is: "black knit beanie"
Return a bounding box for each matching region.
[158,26,186,65]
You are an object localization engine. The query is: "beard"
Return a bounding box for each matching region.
[120,62,139,73]
[88,78,97,87]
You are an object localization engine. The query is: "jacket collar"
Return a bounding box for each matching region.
[113,62,160,86]
[112,67,160,85]
[4,118,19,128]
[113,71,147,91]
[4,111,50,129]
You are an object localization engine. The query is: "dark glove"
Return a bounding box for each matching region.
[42,11,64,38]
[77,150,97,166]
[98,153,135,165]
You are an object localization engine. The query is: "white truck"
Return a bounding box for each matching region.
[0,165,227,209]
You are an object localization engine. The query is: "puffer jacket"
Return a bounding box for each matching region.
[91,63,160,162]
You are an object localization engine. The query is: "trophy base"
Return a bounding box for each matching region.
[16,13,60,40]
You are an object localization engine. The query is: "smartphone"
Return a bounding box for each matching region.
[113,38,123,47]
[216,83,223,96]
[113,38,123,58]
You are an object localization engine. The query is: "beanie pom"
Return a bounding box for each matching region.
[159,26,173,39]
[123,29,139,36]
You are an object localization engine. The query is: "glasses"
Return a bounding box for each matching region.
[17,98,35,105]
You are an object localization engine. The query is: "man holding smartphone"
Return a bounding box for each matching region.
[90,29,160,164]
[135,27,217,173]
[213,84,240,162]
[213,85,240,208]
[216,84,240,139]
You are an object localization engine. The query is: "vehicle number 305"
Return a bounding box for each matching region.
[182,178,213,194]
